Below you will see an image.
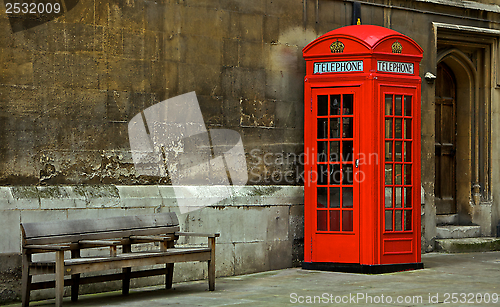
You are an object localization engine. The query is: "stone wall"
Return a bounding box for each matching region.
[0,0,309,185]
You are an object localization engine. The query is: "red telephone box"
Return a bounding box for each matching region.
[302,25,423,273]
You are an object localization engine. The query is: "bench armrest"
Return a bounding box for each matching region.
[175,232,220,238]
[129,235,176,243]
[24,244,72,252]
[78,240,122,248]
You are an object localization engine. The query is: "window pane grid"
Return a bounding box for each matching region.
[384,94,413,233]
[316,93,354,233]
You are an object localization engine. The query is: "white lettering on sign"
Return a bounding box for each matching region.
[377,61,414,74]
[313,61,363,74]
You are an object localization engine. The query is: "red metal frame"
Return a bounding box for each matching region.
[303,25,423,270]
[310,87,360,263]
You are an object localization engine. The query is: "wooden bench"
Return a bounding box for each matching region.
[21,212,219,307]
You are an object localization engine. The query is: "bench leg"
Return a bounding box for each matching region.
[122,268,131,295]
[21,251,31,307]
[208,237,215,291]
[162,241,175,290]
[122,244,131,295]
[55,251,65,307]
[71,249,80,302]
[71,274,80,302]
[165,263,174,289]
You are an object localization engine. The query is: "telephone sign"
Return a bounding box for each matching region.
[314,61,364,74]
[377,61,414,74]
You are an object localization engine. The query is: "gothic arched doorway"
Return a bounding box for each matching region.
[435,63,457,215]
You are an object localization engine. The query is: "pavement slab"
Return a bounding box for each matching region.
[8,252,500,307]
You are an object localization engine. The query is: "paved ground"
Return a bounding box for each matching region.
[9,252,500,306]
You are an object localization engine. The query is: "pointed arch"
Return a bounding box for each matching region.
[436,48,475,222]
[437,48,476,81]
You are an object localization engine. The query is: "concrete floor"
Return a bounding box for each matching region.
[9,252,500,307]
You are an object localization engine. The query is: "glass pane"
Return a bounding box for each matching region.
[343,94,353,115]
[342,141,353,161]
[342,164,353,185]
[342,118,353,138]
[318,164,328,185]
[317,187,327,208]
[330,118,340,138]
[385,94,393,115]
[395,187,403,208]
[330,187,340,208]
[395,141,403,162]
[330,210,340,231]
[405,119,412,139]
[385,210,393,231]
[342,187,353,208]
[395,210,403,231]
[318,95,328,116]
[404,210,412,230]
[385,118,393,138]
[330,95,341,115]
[318,141,328,162]
[342,211,353,231]
[395,119,403,138]
[385,187,392,208]
[385,141,393,161]
[330,164,341,184]
[317,210,327,231]
[395,164,402,184]
[385,164,393,185]
[330,141,340,162]
[317,118,328,139]
[404,142,412,162]
[405,165,412,184]
[404,96,412,116]
[395,95,403,115]
[404,187,412,208]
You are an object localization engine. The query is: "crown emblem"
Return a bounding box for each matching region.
[330,39,345,53]
[392,40,403,53]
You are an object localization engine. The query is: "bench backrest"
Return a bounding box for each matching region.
[21,213,179,245]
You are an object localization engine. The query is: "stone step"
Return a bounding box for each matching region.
[435,237,500,253]
[436,214,458,225]
[436,225,481,239]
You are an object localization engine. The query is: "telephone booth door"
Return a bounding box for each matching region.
[308,87,360,263]
[380,85,421,264]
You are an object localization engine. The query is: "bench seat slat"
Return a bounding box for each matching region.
[29,248,212,276]
[66,249,212,275]
[67,248,211,264]
[31,248,211,267]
